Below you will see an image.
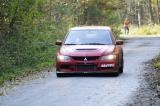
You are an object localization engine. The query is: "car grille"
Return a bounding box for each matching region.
[76,64,96,71]
[72,56,99,61]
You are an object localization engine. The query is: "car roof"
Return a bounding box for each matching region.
[70,26,111,31]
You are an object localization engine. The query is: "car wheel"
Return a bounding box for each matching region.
[119,56,124,73]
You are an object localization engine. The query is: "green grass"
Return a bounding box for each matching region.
[153,56,160,70]
[129,25,160,35]
[0,60,53,85]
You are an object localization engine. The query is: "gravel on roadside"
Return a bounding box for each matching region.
[125,61,160,106]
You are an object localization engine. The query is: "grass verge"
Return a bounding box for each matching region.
[152,55,160,82]
[153,56,160,70]
[0,61,53,85]
[129,25,160,36]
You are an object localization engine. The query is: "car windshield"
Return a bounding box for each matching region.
[64,29,113,45]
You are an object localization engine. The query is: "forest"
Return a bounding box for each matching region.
[0,0,160,84]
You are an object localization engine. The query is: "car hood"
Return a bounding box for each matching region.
[59,45,115,56]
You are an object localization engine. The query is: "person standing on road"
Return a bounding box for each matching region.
[123,18,129,35]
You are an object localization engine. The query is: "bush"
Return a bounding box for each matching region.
[0,23,58,85]
[153,56,160,70]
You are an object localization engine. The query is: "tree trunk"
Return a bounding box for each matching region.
[148,0,154,24]
[157,0,160,24]
[137,1,141,27]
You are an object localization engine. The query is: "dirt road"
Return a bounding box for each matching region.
[0,37,160,106]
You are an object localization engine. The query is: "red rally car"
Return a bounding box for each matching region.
[55,26,123,77]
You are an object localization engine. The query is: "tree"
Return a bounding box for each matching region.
[124,0,160,25]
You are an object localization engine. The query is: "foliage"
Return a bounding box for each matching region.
[153,56,160,70]
[130,25,160,35]
[124,0,160,25]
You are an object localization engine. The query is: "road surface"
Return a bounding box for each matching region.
[0,37,160,106]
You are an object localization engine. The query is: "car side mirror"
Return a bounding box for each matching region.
[56,40,62,46]
[116,40,123,45]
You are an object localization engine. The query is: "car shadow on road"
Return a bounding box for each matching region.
[58,73,121,77]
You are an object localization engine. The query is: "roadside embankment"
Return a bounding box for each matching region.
[126,56,160,106]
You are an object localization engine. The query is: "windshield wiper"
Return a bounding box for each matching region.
[64,43,77,45]
[82,43,107,45]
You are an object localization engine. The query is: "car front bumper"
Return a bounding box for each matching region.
[56,60,119,74]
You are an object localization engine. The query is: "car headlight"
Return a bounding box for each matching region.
[100,54,116,60]
[57,55,71,61]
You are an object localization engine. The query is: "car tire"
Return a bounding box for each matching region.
[119,67,123,73]
[56,73,64,77]
[119,57,124,73]
[119,51,124,73]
